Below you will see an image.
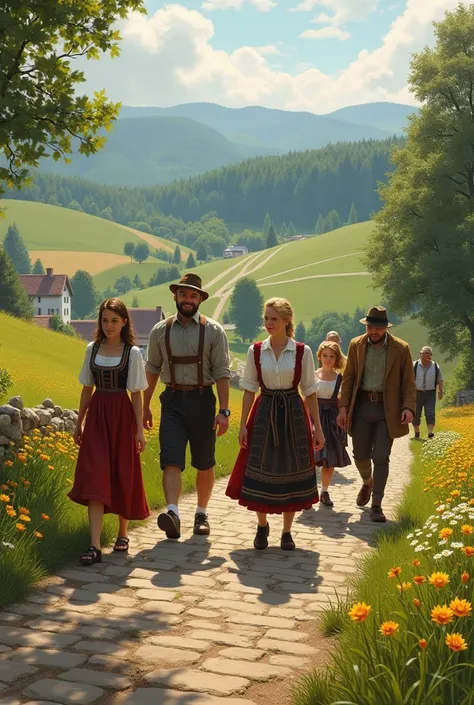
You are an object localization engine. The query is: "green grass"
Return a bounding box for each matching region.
[392,319,455,384]
[94,261,177,293]
[0,312,242,605]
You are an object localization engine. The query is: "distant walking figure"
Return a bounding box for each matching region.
[412,346,444,439]
[337,306,416,523]
[313,341,351,507]
[226,297,325,551]
[70,298,149,566]
[326,331,342,345]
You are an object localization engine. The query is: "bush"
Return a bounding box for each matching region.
[0,367,13,401]
[444,350,474,405]
[50,314,77,338]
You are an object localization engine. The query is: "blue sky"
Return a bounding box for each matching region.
[82,1,458,112]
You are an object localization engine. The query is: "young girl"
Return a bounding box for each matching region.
[69,298,150,565]
[226,297,325,551]
[314,341,351,507]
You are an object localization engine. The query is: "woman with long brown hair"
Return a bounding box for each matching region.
[226,297,325,550]
[69,298,149,565]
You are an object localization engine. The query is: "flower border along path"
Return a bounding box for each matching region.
[293,414,474,705]
[0,436,411,704]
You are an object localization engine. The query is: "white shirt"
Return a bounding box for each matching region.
[315,376,338,399]
[241,338,318,397]
[79,343,148,392]
[414,359,443,391]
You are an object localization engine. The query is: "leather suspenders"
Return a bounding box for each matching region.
[164,315,207,390]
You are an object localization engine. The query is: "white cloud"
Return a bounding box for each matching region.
[202,0,276,12]
[301,26,350,40]
[82,1,460,113]
[254,44,281,54]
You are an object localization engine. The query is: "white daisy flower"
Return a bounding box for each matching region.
[406,533,414,539]
[441,550,453,557]
[1,541,14,549]
[438,539,447,545]
[410,540,419,546]
[451,542,464,549]
[433,553,443,560]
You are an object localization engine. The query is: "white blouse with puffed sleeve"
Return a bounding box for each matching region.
[78,343,148,392]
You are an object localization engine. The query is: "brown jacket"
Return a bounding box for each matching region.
[340,332,417,439]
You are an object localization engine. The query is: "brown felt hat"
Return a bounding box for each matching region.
[359,306,392,328]
[169,272,209,301]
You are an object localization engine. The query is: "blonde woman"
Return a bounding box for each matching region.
[226,298,325,550]
[313,341,351,507]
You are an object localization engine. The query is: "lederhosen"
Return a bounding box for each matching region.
[159,315,217,471]
[226,341,318,513]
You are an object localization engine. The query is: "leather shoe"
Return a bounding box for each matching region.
[157,510,181,539]
[370,505,386,522]
[193,512,210,536]
[356,482,373,507]
[254,523,269,550]
[320,491,334,507]
[281,532,296,550]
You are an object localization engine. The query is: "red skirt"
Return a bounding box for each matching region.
[68,390,150,520]
[226,391,318,514]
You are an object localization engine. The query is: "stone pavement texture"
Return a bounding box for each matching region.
[0,436,411,705]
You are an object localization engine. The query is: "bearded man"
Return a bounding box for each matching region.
[144,273,231,539]
[337,306,416,522]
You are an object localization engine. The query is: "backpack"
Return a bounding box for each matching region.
[414,360,439,386]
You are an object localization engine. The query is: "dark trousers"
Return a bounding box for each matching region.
[414,389,436,426]
[351,399,393,505]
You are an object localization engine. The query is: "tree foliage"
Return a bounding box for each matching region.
[295,321,306,343]
[367,3,474,383]
[3,223,31,273]
[133,242,150,264]
[196,241,207,262]
[186,252,197,269]
[71,269,99,319]
[266,222,278,249]
[229,278,264,344]
[347,202,358,225]
[0,0,145,202]
[114,276,133,294]
[173,245,182,264]
[32,257,45,274]
[0,247,33,319]
[50,314,76,337]
[124,241,135,261]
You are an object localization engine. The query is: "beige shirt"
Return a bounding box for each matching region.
[145,312,230,385]
[361,335,388,392]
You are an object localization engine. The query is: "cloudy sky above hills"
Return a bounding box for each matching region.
[82,0,458,112]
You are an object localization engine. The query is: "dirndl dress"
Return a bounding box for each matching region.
[68,342,150,520]
[314,374,351,469]
[226,341,318,513]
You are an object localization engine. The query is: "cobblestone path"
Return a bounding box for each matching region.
[0,436,411,705]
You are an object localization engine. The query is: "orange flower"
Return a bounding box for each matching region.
[445,633,468,652]
[41,513,50,521]
[379,621,400,636]
[388,566,402,578]
[18,507,29,515]
[7,480,17,487]
[33,531,43,539]
[462,546,474,557]
[449,598,472,618]
[461,525,474,535]
[397,582,412,591]
[0,494,11,502]
[461,571,469,583]
[412,559,421,568]
[348,602,372,622]
[19,514,31,522]
[16,523,26,532]
[451,490,461,497]
[439,527,453,539]
[6,509,16,518]
[431,604,454,625]
[39,454,50,461]
[4,460,13,467]
[413,575,426,585]
[48,465,54,471]
[429,572,450,588]
[419,638,428,650]
[22,480,30,488]
[413,598,421,608]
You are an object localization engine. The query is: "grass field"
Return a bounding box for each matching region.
[94,261,177,293]
[30,250,130,276]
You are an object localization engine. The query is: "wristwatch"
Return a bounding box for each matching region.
[219,408,231,417]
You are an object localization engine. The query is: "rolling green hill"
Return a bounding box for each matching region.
[93,261,178,294]
[40,116,279,188]
[326,102,418,135]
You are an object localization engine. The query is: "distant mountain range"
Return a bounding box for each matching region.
[40,101,418,187]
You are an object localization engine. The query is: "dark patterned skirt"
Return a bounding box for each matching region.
[226,388,318,513]
[314,398,351,469]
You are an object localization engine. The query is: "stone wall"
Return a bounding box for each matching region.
[456,389,474,406]
[0,396,78,457]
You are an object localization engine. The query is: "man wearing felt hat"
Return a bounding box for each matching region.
[144,273,231,539]
[337,306,416,522]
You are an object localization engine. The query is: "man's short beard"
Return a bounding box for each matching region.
[176,301,199,318]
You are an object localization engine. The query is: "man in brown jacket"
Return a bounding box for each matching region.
[337,306,416,522]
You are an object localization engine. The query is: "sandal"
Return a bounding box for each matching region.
[113,536,129,553]
[80,545,102,566]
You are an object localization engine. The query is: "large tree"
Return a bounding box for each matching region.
[0,247,33,319]
[229,277,264,344]
[71,269,99,319]
[173,245,182,265]
[3,223,30,273]
[0,0,145,202]
[266,222,278,249]
[123,242,135,262]
[133,242,150,264]
[186,252,196,269]
[367,3,474,384]
[32,257,45,274]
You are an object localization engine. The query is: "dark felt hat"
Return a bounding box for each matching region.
[359,306,392,328]
[169,273,209,301]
